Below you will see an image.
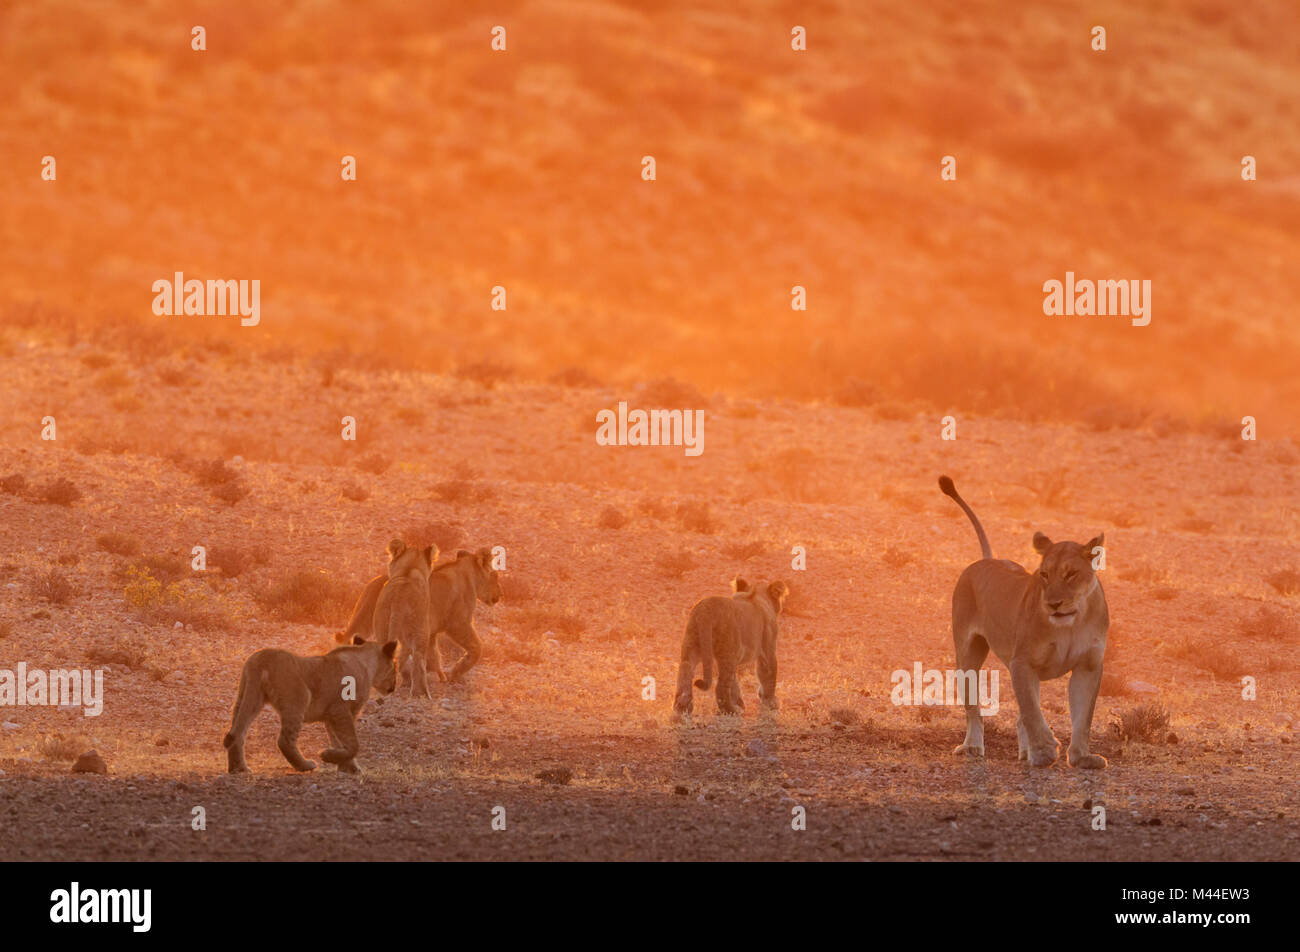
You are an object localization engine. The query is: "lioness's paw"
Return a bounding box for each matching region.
[1069,751,1108,769]
[952,743,985,757]
[227,764,250,774]
[1027,745,1058,767]
[337,761,361,775]
[296,760,318,772]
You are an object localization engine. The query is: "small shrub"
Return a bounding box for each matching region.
[1165,636,1246,678]
[597,506,628,529]
[1,473,27,495]
[1265,569,1300,597]
[257,571,356,626]
[40,734,92,761]
[676,500,717,535]
[1240,605,1299,643]
[96,532,142,557]
[1109,703,1171,743]
[29,568,72,605]
[340,481,370,502]
[829,707,860,726]
[40,477,82,506]
[721,540,765,562]
[357,453,391,475]
[211,479,250,505]
[208,544,269,578]
[881,546,913,569]
[655,551,697,578]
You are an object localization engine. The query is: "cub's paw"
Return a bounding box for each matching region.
[227,764,251,775]
[952,743,985,758]
[1069,750,1108,769]
[294,760,318,772]
[337,760,361,775]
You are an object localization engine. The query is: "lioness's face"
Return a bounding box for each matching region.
[1032,532,1103,626]
[479,565,503,605]
[469,548,503,605]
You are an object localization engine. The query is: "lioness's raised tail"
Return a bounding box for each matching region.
[938,475,992,560]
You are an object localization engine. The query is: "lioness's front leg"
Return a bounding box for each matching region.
[1009,660,1058,767]
[1066,663,1107,769]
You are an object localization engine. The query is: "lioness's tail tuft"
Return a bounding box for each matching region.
[938,475,993,560]
[222,732,234,749]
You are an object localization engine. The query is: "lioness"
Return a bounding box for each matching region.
[337,546,502,684]
[672,576,789,719]
[373,539,436,698]
[939,475,1109,768]
[223,635,398,774]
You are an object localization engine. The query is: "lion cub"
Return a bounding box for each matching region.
[672,576,789,719]
[372,539,436,698]
[223,636,398,774]
[939,476,1109,768]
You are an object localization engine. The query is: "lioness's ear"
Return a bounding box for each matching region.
[422,545,436,564]
[769,581,789,610]
[387,538,406,560]
[352,635,366,646]
[731,576,750,593]
[1032,532,1052,554]
[381,640,399,659]
[1084,533,1104,558]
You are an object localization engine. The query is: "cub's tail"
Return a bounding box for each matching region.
[938,475,992,560]
[222,665,264,748]
[692,617,713,690]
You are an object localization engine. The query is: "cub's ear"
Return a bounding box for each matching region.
[381,640,399,659]
[768,580,789,610]
[1083,533,1104,558]
[352,635,366,646]
[387,538,406,560]
[422,544,436,564]
[731,576,751,593]
[1032,532,1053,554]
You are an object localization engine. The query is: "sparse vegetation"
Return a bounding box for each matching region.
[1240,605,1299,643]
[675,500,717,535]
[597,506,627,529]
[29,568,72,605]
[340,481,370,502]
[39,734,93,761]
[1266,569,1300,596]
[655,550,698,578]
[0,473,26,495]
[39,477,83,506]
[257,570,356,626]
[508,606,585,642]
[1164,635,1247,679]
[96,532,142,557]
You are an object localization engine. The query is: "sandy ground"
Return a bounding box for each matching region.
[0,340,1296,860]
